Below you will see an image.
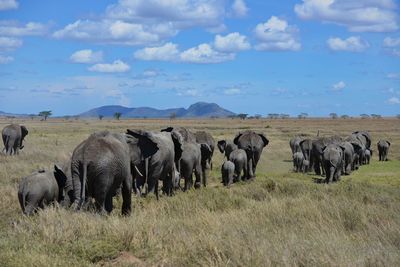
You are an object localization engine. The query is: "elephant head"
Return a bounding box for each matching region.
[53,164,68,203]
[161,126,196,143]
[200,143,212,169]
[217,140,237,159]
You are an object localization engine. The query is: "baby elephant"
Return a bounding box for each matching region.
[364,149,372,164]
[229,149,248,181]
[221,160,235,186]
[18,165,68,215]
[292,152,304,172]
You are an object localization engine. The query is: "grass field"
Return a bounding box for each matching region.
[0,117,399,266]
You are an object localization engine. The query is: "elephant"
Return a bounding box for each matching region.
[340,141,355,175]
[299,139,313,172]
[18,165,68,215]
[377,140,390,161]
[71,131,158,215]
[229,148,248,182]
[221,161,235,186]
[345,135,366,167]
[233,131,269,179]
[311,136,342,176]
[131,130,183,198]
[364,149,372,164]
[289,136,303,154]
[322,144,344,184]
[217,140,238,159]
[302,159,310,173]
[2,124,28,155]
[352,131,372,150]
[195,131,215,169]
[292,151,304,172]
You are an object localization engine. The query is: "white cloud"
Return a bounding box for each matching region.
[70,49,103,64]
[387,73,400,79]
[231,0,248,17]
[180,43,235,63]
[0,54,13,64]
[332,81,346,91]
[0,21,47,36]
[224,87,241,95]
[294,0,399,32]
[254,16,301,51]
[214,32,251,52]
[327,36,369,52]
[134,42,179,61]
[387,97,400,104]
[0,0,18,10]
[177,88,201,97]
[88,60,130,73]
[0,36,22,51]
[383,37,400,47]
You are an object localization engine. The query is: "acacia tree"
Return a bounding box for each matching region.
[237,113,248,120]
[38,110,52,121]
[329,113,338,119]
[114,112,122,120]
[98,115,104,120]
[169,112,177,120]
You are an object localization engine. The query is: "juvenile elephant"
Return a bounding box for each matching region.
[289,136,303,154]
[221,161,235,186]
[377,140,390,161]
[292,151,304,172]
[195,131,215,169]
[18,165,68,215]
[323,144,344,184]
[229,148,248,181]
[341,141,355,175]
[233,131,269,179]
[2,124,28,155]
[217,140,238,159]
[364,149,372,164]
[71,131,158,215]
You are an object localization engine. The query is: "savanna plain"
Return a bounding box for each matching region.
[0,117,399,266]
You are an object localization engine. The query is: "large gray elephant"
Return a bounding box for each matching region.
[195,131,215,170]
[299,139,313,172]
[2,124,28,155]
[377,140,390,161]
[345,134,366,167]
[312,136,342,175]
[130,130,183,198]
[18,165,68,215]
[233,131,269,179]
[340,141,355,175]
[322,144,344,184]
[289,136,303,154]
[71,131,158,215]
[217,140,238,159]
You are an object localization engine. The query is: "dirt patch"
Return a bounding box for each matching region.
[99,251,146,267]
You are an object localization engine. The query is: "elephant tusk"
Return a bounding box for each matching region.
[134,165,144,177]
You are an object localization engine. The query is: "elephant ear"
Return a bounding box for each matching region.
[258,133,269,147]
[126,129,159,159]
[171,131,183,162]
[54,165,67,189]
[217,140,226,153]
[200,143,212,159]
[387,141,391,146]
[20,125,28,137]
[233,132,243,145]
[161,127,174,132]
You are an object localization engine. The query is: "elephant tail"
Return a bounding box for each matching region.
[3,135,10,153]
[81,161,87,208]
[18,186,26,213]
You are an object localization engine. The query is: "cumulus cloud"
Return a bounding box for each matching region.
[0,0,18,10]
[224,87,241,95]
[0,21,47,36]
[327,36,369,52]
[383,36,400,57]
[88,60,130,73]
[180,43,235,63]
[0,36,22,51]
[176,88,201,97]
[0,54,13,64]
[231,0,248,17]
[387,97,400,104]
[214,32,251,52]
[134,43,179,61]
[332,81,346,91]
[70,49,103,63]
[294,0,399,32]
[386,72,400,79]
[254,16,301,51]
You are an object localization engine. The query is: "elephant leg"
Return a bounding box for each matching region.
[194,163,202,189]
[105,193,113,213]
[121,176,132,215]
[247,158,254,179]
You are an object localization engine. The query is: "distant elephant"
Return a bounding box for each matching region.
[217,140,238,159]
[195,131,215,169]
[229,148,248,182]
[289,136,303,154]
[345,135,366,167]
[233,131,269,179]
[71,131,158,215]
[299,139,313,172]
[131,130,183,199]
[18,165,68,215]
[323,144,344,184]
[352,131,372,150]
[292,151,304,172]
[377,140,390,161]
[364,149,372,164]
[221,161,235,186]
[2,124,28,155]
[341,141,355,175]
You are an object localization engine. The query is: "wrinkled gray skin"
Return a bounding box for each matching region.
[299,139,313,172]
[132,130,183,198]
[221,161,235,186]
[293,152,304,172]
[312,135,342,176]
[364,149,371,164]
[341,141,355,175]
[234,131,269,179]
[323,144,344,184]
[2,124,28,155]
[71,131,158,215]
[162,127,208,190]
[18,166,67,215]
[217,140,238,159]
[289,136,303,154]
[377,140,390,161]
[229,148,248,182]
[195,131,215,170]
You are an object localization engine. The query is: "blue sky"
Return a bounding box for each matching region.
[0,0,399,116]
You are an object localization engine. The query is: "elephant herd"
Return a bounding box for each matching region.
[290,131,392,183]
[2,123,269,216]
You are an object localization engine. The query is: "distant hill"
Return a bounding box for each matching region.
[79,102,235,118]
[0,111,30,117]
